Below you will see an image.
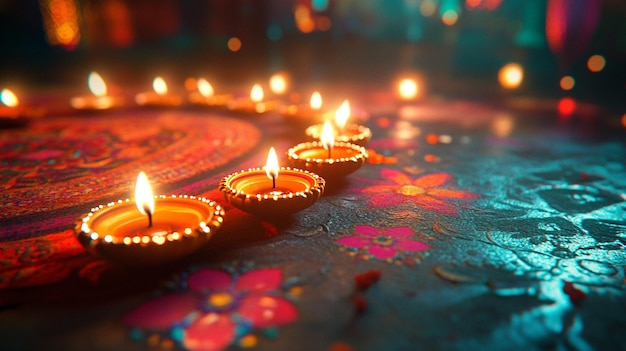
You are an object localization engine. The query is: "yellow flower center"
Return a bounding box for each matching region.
[208,292,233,308]
[397,185,425,196]
[374,236,393,246]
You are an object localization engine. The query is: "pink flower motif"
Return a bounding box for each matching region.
[362,169,478,216]
[337,225,430,261]
[123,268,297,351]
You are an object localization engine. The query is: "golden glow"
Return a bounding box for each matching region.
[251,84,264,102]
[621,114,626,128]
[560,76,575,91]
[227,37,242,52]
[197,78,214,97]
[587,55,606,72]
[88,72,107,97]
[269,73,288,95]
[321,120,335,151]
[265,147,279,181]
[40,0,81,49]
[335,100,350,130]
[420,0,436,17]
[294,5,315,33]
[0,89,19,107]
[153,77,168,95]
[441,10,459,26]
[209,292,233,307]
[491,113,514,138]
[310,91,322,110]
[498,63,524,89]
[135,171,155,216]
[398,78,418,100]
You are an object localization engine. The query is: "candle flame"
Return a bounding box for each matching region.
[269,73,288,95]
[153,77,168,95]
[197,78,214,97]
[335,100,350,130]
[265,147,279,181]
[321,120,335,151]
[88,72,107,97]
[135,171,155,216]
[310,91,322,110]
[0,88,18,107]
[250,84,264,102]
[398,78,418,100]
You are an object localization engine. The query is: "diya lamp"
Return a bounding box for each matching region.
[219,147,325,217]
[75,172,224,265]
[135,77,184,107]
[227,84,279,114]
[0,88,45,127]
[305,100,372,146]
[70,72,124,110]
[288,120,368,180]
[188,78,232,107]
[281,91,325,124]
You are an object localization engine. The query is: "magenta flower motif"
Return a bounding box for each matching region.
[336,225,430,262]
[123,268,297,351]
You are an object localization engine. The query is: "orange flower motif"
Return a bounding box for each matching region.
[362,169,478,216]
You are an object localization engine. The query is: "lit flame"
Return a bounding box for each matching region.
[498,63,523,90]
[88,72,107,97]
[310,91,322,110]
[153,77,168,95]
[321,120,335,152]
[335,100,350,130]
[251,84,264,102]
[269,74,288,95]
[197,78,214,97]
[135,171,155,216]
[265,147,279,181]
[398,78,418,100]
[0,89,18,107]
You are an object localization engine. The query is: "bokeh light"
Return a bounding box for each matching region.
[621,114,626,128]
[441,10,459,26]
[227,37,242,52]
[398,78,419,100]
[295,5,315,33]
[1,89,19,107]
[498,63,524,89]
[420,0,436,17]
[491,113,514,137]
[559,76,575,91]
[269,73,289,95]
[587,55,606,73]
[558,97,576,116]
[40,0,81,50]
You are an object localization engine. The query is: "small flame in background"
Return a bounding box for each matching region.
[153,77,168,95]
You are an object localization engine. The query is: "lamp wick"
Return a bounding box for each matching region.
[272,175,276,189]
[146,209,153,228]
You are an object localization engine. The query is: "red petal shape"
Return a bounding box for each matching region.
[354,225,379,237]
[396,239,430,252]
[189,269,232,294]
[427,188,478,200]
[413,195,459,216]
[384,226,413,238]
[368,193,406,208]
[361,185,395,194]
[183,312,236,351]
[413,173,452,188]
[238,296,298,329]
[235,268,282,294]
[122,294,197,329]
[368,245,397,260]
[336,236,371,248]
[380,169,412,185]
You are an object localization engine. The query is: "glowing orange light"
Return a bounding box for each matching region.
[559,76,575,91]
[335,100,350,130]
[40,0,81,49]
[184,77,197,91]
[295,5,315,33]
[310,92,322,110]
[265,147,279,182]
[498,63,524,89]
[135,172,155,216]
[269,74,288,95]
[153,77,167,95]
[587,55,606,73]
[398,78,419,100]
[227,37,242,52]
[491,114,514,138]
[1,89,19,107]
[88,72,107,97]
[250,84,264,102]
[197,78,214,97]
[441,10,459,26]
[466,0,481,9]
[558,98,576,116]
[317,16,332,31]
[321,120,335,152]
[426,134,439,144]
[621,114,626,128]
